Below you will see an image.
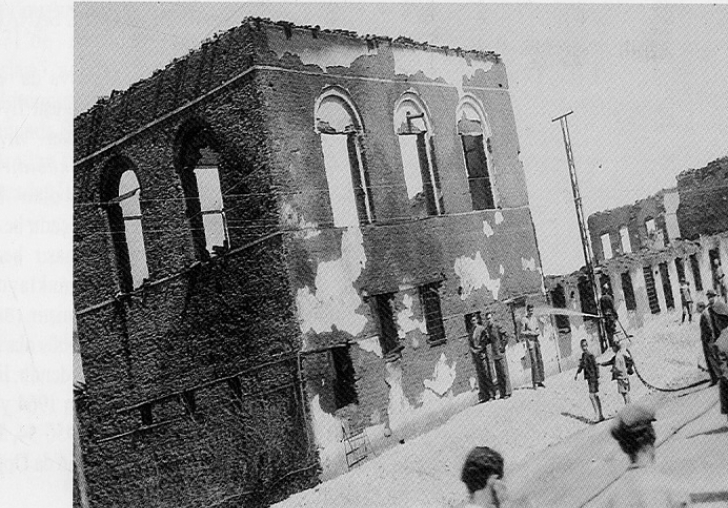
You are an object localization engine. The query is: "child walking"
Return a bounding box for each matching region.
[601,339,632,405]
[574,339,604,422]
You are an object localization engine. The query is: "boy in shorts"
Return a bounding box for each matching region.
[574,339,604,422]
[601,339,632,405]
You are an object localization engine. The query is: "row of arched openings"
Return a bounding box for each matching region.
[99,90,497,293]
[316,87,497,227]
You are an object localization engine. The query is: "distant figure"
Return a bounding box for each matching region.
[714,259,727,298]
[520,304,545,389]
[696,301,719,386]
[679,279,693,323]
[470,315,496,403]
[599,284,619,348]
[705,289,728,425]
[600,339,632,405]
[485,311,512,399]
[574,339,604,422]
[606,403,690,507]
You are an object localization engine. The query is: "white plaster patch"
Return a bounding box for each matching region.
[357,336,383,358]
[281,202,320,240]
[495,211,504,224]
[308,395,344,478]
[273,44,374,73]
[500,264,505,275]
[423,353,457,397]
[521,257,537,272]
[454,251,501,300]
[385,361,414,429]
[392,47,494,97]
[296,227,367,335]
[469,377,477,390]
[397,294,427,338]
[482,220,494,238]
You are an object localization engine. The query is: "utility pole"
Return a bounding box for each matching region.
[552,111,607,352]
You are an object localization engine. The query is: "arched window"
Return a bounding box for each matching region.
[394,92,443,216]
[457,96,497,211]
[177,123,229,258]
[315,88,374,227]
[100,159,149,292]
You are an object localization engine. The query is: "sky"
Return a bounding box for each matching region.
[74,2,728,275]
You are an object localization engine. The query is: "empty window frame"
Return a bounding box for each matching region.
[101,160,149,292]
[658,262,675,310]
[643,266,661,314]
[577,276,598,320]
[369,293,403,358]
[549,284,571,332]
[457,96,496,211]
[601,233,613,260]
[619,226,631,254]
[419,283,446,345]
[177,125,230,259]
[316,89,374,227]
[645,218,656,236]
[331,346,359,409]
[394,92,443,216]
[675,257,686,283]
[621,271,637,311]
[689,254,703,291]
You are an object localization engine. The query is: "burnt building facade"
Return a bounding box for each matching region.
[74,19,544,507]
[546,156,728,353]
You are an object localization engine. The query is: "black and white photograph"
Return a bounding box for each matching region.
[2,2,728,507]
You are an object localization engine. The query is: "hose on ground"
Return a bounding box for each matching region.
[626,348,710,392]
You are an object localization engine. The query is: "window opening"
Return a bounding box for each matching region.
[577,276,597,320]
[690,254,703,291]
[194,149,229,255]
[118,170,149,289]
[550,284,570,332]
[621,272,637,311]
[643,266,661,314]
[316,92,374,227]
[331,346,359,409]
[620,226,631,254]
[419,283,446,345]
[395,94,443,216]
[675,257,686,282]
[658,262,674,310]
[457,98,496,211]
[645,218,656,235]
[601,233,613,260]
[370,293,403,359]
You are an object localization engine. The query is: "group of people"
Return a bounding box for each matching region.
[469,305,547,404]
[459,402,690,507]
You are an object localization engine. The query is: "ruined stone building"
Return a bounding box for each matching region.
[545,156,728,357]
[73,19,545,507]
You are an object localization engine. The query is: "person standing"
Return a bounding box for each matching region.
[705,289,728,425]
[714,259,727,298]
[606,403,691,507]
[599,284,619,347]
[600,339,632,405]
[679,279,693,323]
[697,301,719,386]
[520,304,545,389]
[485,311,512,399]
[574,339,604,422]
[470,315,496,403]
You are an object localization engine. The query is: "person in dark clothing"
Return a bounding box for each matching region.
[705,289,728,424]
[574,339,604,422]
[485,311,512,399]
[697,301,720,385]
[470,315,496,403]
[599,284,619,348]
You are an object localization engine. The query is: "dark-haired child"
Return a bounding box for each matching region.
[574,339,604,422]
